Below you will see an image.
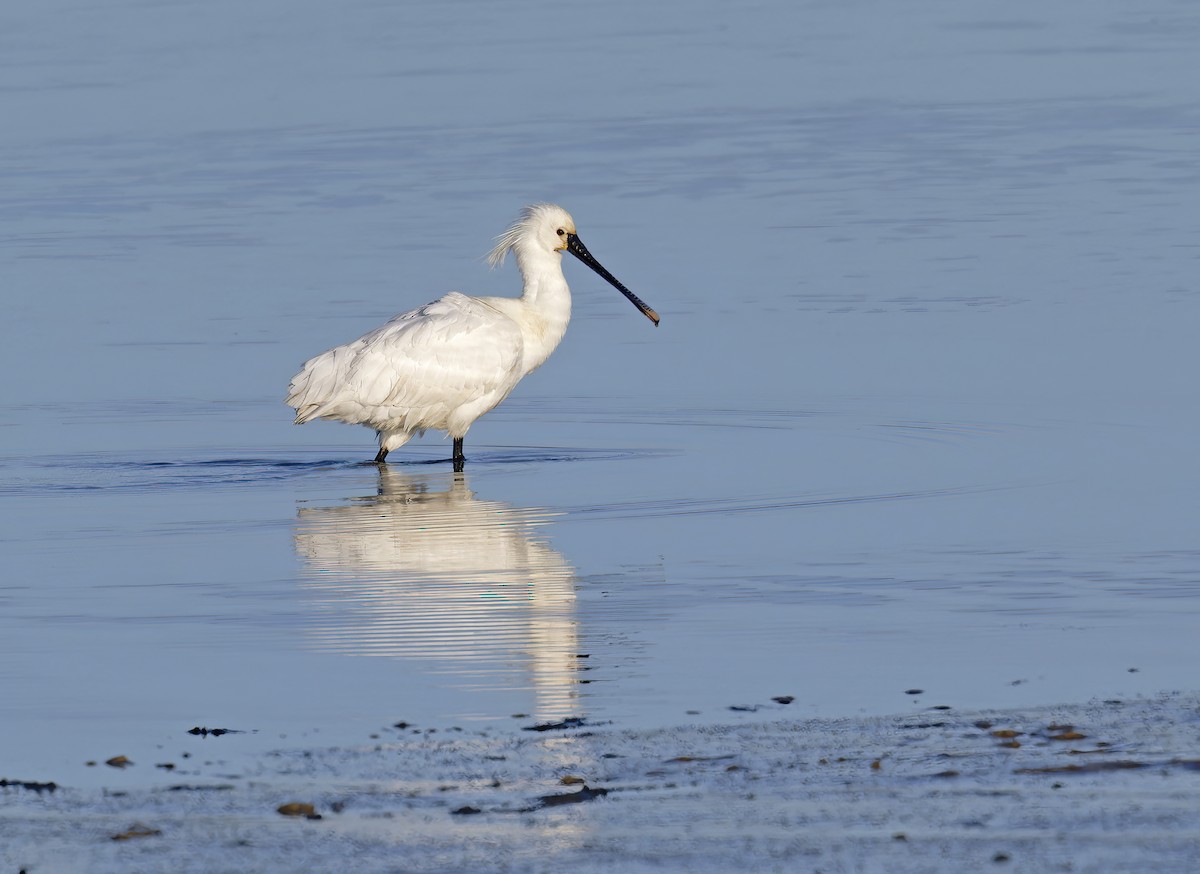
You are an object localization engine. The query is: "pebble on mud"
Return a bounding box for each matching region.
[538,785,609,807]
[523,716,587,732]
[111,824,161,841]
[277,802,320,818]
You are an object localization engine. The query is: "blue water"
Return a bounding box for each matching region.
[2,0,1199,785]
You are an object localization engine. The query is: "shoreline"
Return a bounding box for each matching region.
[5,691,1199,872]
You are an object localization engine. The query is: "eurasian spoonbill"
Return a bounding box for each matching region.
[286,204,659,466]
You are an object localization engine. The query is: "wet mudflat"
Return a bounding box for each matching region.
[3,0,1200,870]
[5,694,1200,872]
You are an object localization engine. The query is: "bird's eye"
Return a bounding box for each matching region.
[556,229,565,236]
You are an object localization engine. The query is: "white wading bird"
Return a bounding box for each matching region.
[286,204,659,466]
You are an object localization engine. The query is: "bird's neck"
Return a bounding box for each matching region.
[515,253,572,373]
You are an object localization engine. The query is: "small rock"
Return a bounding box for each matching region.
[111,824,161,841]
[539,785,609,807]
[277,802,317,817]
[523,716,587,732]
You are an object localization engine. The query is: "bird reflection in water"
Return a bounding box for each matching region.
[293,467,581,720]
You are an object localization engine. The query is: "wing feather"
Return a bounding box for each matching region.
[287,293,524,432]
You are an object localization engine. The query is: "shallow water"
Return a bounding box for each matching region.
[3,0,1200,788]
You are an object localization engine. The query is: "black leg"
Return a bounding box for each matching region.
[452,437,464,462]
[374,446,389,464]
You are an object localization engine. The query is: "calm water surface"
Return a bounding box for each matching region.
[2,0,1199,784]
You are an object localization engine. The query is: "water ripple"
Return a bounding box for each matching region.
[0,446,662,496]
[560,483,1001,521]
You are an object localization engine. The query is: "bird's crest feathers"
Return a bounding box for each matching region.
[487,203,570,269]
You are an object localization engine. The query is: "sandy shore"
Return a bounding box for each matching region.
[4,693,1199,873]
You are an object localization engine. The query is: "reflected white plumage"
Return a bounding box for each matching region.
[286,204,659,465]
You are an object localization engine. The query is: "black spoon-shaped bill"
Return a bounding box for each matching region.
[566,233,660,326]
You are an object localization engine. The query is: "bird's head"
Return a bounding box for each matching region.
[487,203,659,326]
[487,203,576,267]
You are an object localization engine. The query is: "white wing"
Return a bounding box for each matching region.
[287,292,524,434]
